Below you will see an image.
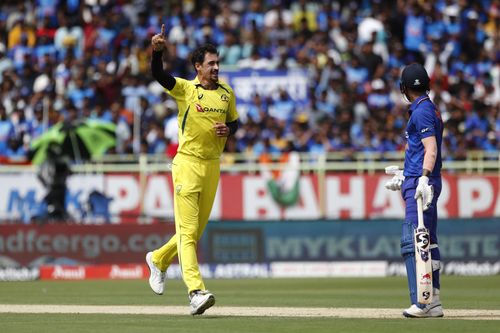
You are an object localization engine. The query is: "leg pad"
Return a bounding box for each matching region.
[401,220,418,306]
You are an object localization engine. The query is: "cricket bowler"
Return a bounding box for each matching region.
[146,24,238,315]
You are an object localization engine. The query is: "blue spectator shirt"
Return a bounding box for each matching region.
[367,92,392,109]
[404,13,425,52]
[425,19,446,41]
[0,120,13,156]
[345,66,369,85]
[403,95,443,177]
[66,86,94,109]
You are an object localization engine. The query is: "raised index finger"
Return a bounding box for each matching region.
[160,24,165,36]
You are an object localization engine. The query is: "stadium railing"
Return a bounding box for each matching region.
[0,150,498,174]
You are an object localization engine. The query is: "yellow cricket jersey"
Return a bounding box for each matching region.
[166,77,238,160]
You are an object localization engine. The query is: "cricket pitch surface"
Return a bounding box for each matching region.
[0,305,499,320]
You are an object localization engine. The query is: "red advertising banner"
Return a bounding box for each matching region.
[39,264,149,280]
[0,224,176,267]
[219,173,500,220]
[1,172,498,223]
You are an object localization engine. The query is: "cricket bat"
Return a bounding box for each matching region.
[415,196,433,304]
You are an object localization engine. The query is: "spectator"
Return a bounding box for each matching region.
[0,105,13,157]
[268,88,295,123]
[8,18,36,49]
[237,44,271,70]
[110,101,132,154]
[0,43,13,81]
[0,0,497,165]
[403,3,426,63]
[54,14,83,60]
[66,77,94,109]
[219,32,242,66]
[358,40,384,80]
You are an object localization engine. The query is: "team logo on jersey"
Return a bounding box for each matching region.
[198,93,203,99]
[176,185,182,194]
[195,103,204,112]
[221,94,229,102]
[203,107,226,114]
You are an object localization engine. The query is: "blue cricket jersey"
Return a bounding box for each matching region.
[403,95,443,177]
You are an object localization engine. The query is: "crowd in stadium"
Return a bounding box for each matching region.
[0,0,499,164]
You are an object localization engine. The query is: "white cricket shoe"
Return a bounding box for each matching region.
[145,252,165,295]
[189,290,215,315]
[403,289,444,318]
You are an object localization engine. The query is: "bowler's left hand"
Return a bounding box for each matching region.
[214,122,229,137]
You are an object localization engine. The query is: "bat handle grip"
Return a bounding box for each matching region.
[416,196,425,229]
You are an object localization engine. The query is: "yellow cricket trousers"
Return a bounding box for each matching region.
[151,153,220,294]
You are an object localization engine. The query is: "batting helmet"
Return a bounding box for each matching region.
[400,63,430,93]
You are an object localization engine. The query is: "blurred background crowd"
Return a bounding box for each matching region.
[0,0,499,164]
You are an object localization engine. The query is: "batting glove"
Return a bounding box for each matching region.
[384,165,405,191]
[414,176,434,211]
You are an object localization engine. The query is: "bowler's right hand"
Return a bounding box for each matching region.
[151,24,167,52]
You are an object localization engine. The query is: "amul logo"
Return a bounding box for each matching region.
[52,266,85,280]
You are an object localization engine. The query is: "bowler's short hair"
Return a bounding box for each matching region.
[190,44,219,69]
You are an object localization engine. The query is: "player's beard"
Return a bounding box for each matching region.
[211,71,218,82]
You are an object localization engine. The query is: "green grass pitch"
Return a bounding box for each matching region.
[0,276,499,333]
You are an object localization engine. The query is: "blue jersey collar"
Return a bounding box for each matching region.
[408,94,430,115]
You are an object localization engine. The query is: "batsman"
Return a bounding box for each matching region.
[385,63,444,318]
